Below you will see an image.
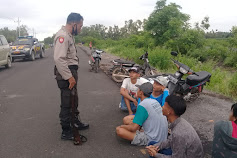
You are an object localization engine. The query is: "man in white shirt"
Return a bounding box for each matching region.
[119,67,148,115]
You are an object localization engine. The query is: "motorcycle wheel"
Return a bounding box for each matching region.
[183,85,203,102]
[145,67,154,76]
[95,60,99,73]
[112,67,128,83]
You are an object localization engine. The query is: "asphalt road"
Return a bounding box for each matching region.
[0,47,234,158]
[0,48,148,158]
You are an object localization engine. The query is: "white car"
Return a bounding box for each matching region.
[0,35,12,68]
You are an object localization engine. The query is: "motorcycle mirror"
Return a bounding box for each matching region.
[171,51,178,56]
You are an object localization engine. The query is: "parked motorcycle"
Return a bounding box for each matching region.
[110,59,136,83]
[88,49,103,73]
[166,51,212,101]
[111,51,154,83]
[139,52,155,76]
[143,52,211,101]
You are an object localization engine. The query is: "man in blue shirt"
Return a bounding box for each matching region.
[116,82,168,146]
[138,76,169,107]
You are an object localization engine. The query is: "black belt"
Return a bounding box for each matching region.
[68,65,78,70]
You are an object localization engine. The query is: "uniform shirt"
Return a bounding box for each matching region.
[121,78,148,98]
[133,98,168,143]
[54,26,79,80]
[137,89,169,107]
[154,117,204,158]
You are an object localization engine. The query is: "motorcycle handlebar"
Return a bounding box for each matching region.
[139,52,148,60]
[171,58,196,74]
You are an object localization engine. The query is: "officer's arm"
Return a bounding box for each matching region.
[54,36,72,80]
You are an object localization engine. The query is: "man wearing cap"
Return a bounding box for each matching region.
[54,12,89,140]
[119,67,148,115]
[152,76,169,107]
[116,82,168,146]
[138,76,169,107]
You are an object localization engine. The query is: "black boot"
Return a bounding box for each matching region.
[61,127,74,140]
[74,119,89,130]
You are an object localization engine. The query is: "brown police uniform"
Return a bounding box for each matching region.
[54,26,80,131]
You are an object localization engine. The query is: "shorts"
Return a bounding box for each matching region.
[119,96,137,112]
[131,130,149,146]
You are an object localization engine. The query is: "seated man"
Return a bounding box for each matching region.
[212,103,237,158]
[116,82,168,146]
[119,67,148,115]
[138,76,169,107]
[146,95,204,158]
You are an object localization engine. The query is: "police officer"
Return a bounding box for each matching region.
[54,13,89,140]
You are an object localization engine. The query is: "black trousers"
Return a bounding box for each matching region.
[54,66,79,131]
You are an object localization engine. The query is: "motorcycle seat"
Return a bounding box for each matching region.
[186,71,211,86]
[114,59,135,65]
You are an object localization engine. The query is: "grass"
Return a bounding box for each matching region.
[93,40,237,100]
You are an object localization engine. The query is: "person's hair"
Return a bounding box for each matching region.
[165,95,186,117]
[143,92,152,97]
[67,13,83,24]
[231,103,237,118]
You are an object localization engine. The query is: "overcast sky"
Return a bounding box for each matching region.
[0,0,236,41]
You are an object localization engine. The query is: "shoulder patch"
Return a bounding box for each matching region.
[59,37,64,43]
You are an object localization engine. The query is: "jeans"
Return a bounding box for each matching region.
[148,141,172,158]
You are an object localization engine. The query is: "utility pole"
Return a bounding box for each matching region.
[33,28,34,37]
[14,17,21,37]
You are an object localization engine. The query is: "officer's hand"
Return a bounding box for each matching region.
[68,76,76,90]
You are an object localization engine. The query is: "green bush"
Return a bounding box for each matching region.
[187,38,230,63]
[90,36,237,99]
[229,72,237,97]
[224,51,237,68]
[148,47,172,70]
[165,29,205,55]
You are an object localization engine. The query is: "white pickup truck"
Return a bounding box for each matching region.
[0,35,12,68]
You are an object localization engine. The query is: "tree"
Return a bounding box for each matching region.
[0,27,17,42]
[44,34,55,45]
[112,25,121,40]
[0,26,28,42]
[17,25,29,36]
[166,29,205,54]
[154,0,166,11]
[145,0,190,45]
[200,16,210,30]
[228,26,237,48]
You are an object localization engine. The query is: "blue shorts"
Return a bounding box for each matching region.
[120,96,137,112]
[148,141,172,158]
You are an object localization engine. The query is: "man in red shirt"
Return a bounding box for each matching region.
[230,103,237,138]
[212,103,237,157]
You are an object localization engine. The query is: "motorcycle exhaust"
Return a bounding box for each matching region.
[112,74,129,78]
